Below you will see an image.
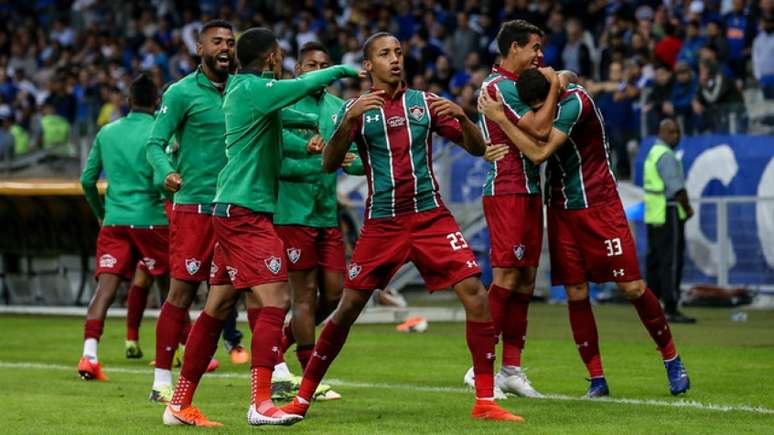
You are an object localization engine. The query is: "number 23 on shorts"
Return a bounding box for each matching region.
[448,232,469,251]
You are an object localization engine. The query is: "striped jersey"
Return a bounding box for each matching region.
[479,65,541,196]
[333,86,462,219]
[544,84,618,209]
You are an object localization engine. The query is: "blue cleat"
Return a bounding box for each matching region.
[586,377,609,398]
[665,355,690,395]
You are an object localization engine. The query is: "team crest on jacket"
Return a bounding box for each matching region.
[142,257,156,271]
[185,258,201,275]
[209,262,219,278]
[265,256,282,274]
[513,244,526,261]
[409,106,425,121]
[348,263,362,280]
[226,266,238,280]
[287,248,301,264]
[99,254,117,268]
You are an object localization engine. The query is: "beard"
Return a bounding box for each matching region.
[203,54,230,81]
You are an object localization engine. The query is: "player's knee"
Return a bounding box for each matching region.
[617,280,645,299]
[492,268,519,290]
[292,299,314,317]
[565,284,589,300]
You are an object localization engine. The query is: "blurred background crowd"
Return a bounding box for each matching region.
[1,0,773,179]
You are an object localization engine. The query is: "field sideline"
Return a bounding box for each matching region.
[1,304,773,434]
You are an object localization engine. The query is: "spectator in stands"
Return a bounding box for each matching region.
[96,87,124,128]
[0,105,14,160]
[561,18,592,78]
[33,98,70,151]
[693,59,746,133]
[450,12,480,71]
[752,15,774,99]
[723,0,756,82]
[677,20,706,70]
[654,21,683,69]
[704,20,731,66]
[645,63,674,134]
[669,61,699,135]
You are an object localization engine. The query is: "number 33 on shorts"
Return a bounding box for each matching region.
[604,238,622,256]
[447,232,469,251]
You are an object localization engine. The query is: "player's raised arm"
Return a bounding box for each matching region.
[145,85,185,192]
[478,87,565,165]
[80,133,105,221]
[322,91,384,172]
[510,66,562,141]
[429,95,486,156]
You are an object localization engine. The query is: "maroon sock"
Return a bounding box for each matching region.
[296,344,314,370]
[631,288,677,360]
[466,320,497,399]
[179,319,192,346]
[155,302,187,370]
[126,284,150,341]
[568,299,604,378]
[487,284,510,338]
[179,312,224,385]
[298,320,351,402]
[251,307,286,369]
[84,319,104,340]
[501,291,530,367]
[247,307,262,333]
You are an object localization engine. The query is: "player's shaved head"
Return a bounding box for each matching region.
[129,73,158,109]
[237,27,278,70]
[363,32,397,60]
[516,68,551,109]
[658,118,681,148]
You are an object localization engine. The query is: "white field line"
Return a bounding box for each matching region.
[1,361,773,415]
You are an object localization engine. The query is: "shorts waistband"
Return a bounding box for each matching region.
[212,203,264,218]
[172,203,214,215]
[106,224,168,229]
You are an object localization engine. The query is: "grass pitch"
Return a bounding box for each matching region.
[1,304,773,434]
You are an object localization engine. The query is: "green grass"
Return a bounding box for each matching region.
[1,304,773,434]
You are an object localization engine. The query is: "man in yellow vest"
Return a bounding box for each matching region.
[644,119,695,323]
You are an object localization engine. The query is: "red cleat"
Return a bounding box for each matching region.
[206,358,220,373]
[471,400,524,422]
[78,357,109,381]
[280,397,310,417]
[229,346,249,365]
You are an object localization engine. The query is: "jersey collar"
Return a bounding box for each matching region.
[492,65,519,81]
[369,81,407,101]
[195,66,229,90]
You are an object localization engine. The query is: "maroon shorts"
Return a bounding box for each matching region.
[274,225,346,272]
[211,205,288,289]
[95,225,169,279]
[547,201,642,286]
[483,194,543,268]
[163,200,173,222]
[169,205,215,282]
[345,207,481,292]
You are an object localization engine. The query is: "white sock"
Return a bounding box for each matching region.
[153,368,172,389]
[273,362,291,378]
[83,338,98,361]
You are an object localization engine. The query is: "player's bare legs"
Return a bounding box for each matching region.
[287,268,318,368]
[618,279,688,395]
[79,273,123,380]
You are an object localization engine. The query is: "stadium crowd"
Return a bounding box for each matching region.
[0,0,772,178]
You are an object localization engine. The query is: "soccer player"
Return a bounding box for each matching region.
[281,32,523,423]
[78,74,169,380]
[162,27,360,427]
[145,19,236,402]
[272,41,363,398]
[478,68,690,397]
[465,19,563,398]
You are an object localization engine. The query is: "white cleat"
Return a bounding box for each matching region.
[463,367,507,400]
[247,404,303,426]
[496,368,543,398]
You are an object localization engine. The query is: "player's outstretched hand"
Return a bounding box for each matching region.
[341,152,358,167]
[358,69,369,80]
[484,142,509,162]
[347,90,385,119]
[164,172,183,193]
[478,89,506,123]
[429,97,466,120]
[306,134,324,154]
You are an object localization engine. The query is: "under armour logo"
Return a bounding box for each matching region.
[578,341,589,348]
[613,268,625,277]
[365,114,381,123]
[313,351,327,361]
[160,105,168,114]
[466,260,478,268]
[485,352,495,361]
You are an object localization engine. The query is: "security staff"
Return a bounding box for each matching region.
[644,119,696,324]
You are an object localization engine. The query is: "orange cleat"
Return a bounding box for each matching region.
[471,400,524,422]
[206,358,220,373]
[163,405,223,427]
[279,397,310,417]
[78,357,109,381]
[229,346,249,365]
